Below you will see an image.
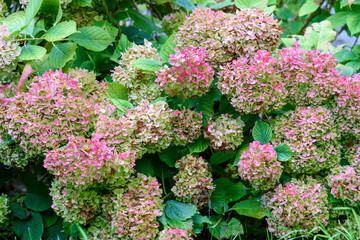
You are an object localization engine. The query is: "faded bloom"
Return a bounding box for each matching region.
[238,141,283,191]
[156,47,215,99]
[272,107,341,174]
[172,155,214,207]
[0,0,8,18]
[158,228,192,240]
[171,109,202,146]
[217,50,287,114]
[204,114,245,151]
[264,178,329,239]
[162,12,186,36]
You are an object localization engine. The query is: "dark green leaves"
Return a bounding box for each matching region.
[210,151,236,165]
[131,58,163,71]
[127,9,162,35]
[165,200,197,221]
[13,211,44,240]
[19,45,46,61]
[159,33,176,62]
[209,218,244,239]
[24,193,52,212]
[231,199,268,219]
[252,121,272,144]
[188,136,209,154]
[274,143,293,161]
[69,26,113,52]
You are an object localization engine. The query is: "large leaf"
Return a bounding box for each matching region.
[299,0,319,16]
[43,219,67,240]
[274,143,293,162]
[3,11,26,34]
[165,200,197,221]
[13,211,44,240]
[49,42,77,68]
[304,20,336,50]
[209,220,231,239]
[210,191,229,214]
[24,193,52,212]
[111,34,133,62]
[9,202,26,220]
[327,11,351,29]
[167,218,194,230]
[210,151,236,165]
[127,9,162,35]
[213,178,247,203]
[158,146,185,167]
[195,94,214,125]
[188,136,209,154]
[109,98,133,114]
[44,21,77,42]
[131,58,162,71]
[25,0,43,27]
[107,82,128,100]
[347,11,360,36]
[231,199,268,219]
[72,0,92,6]
[19,45,46,61]
[174,0,195,11]
[160,33,176,62]
[252,121,272,144]
[39,0,62,25]
[234,0,268,9]
[69,26,113,52]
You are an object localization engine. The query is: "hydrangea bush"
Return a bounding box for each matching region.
[0,1,359,240]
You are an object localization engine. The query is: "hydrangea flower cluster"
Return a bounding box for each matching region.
[217,50,287,114]
[330,73,360,140]
[111,174,163,239]
[0,0,8,18]
[156,47,214,99]
[0,194,9,225]
[170,109,202,146]
[111,40,163,104]
[162,12,186,36]
[238,141,283,191]
[265,178,329,239]
[172,155,214,207]
[347,144,360,169]
[175,7,282,67]
[4,69,107,156]
[0,24,21,85]
[63,5,103,27]
[204,114,245,151]
[327,166,360,204]
[0,138,32,168]
[273,44,342,106]
[125,100,173,153]
[158,228,192,240]
[44,136,135,188]
[272,107,341,174]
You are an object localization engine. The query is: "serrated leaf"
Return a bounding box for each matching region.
[160,33,176,62]
[252,121,272,145]
[109,98,133,113]
[347,11,360,35]
[9,202,26,220]
[188,136,209,154]
[44,21,77,42]
[231,199,268,219]
[20,45,46,61]
[209,221,232,239]
[69,26,113,52]
[13,211,44,240]
[210,151,236,165]
[131,58,162,71]
[210,191,229,214]
[127,9,162,35]
[107,82,128,100]
[24,193,52,212]
[49,42,77,68]
[165,200,197,221]
[228,218,244,236]
[299,0,319,17]
[274,144,293,162]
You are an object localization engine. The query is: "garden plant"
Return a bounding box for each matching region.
[1,0,360,239]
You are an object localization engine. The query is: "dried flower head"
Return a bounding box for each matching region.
[158,228,193,240]
[171,109,202,146]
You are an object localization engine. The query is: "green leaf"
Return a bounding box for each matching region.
[211,0,235,9]
[174,0,195,11]
[231,199,268,219]
[347,11,360,35]
[9,202,26,220]
[165,200,197,221]
[109,98,133,114]
[337,64,356,77]
[3,11,26,34]
[188,136,209,154]
[209,220,231,239]
[25,0,43,27]
[234,0,268,9]
[93,21,119,39]
[44,21,77,42]
[111,34,133,62]
[333,49,358,63]
[167,218,194,230]
[13,211,44,240]
[127,9,162,35]
[19,45,46,61]
[72,0,92,7]
[42,212,58,228]
[195,94,214,125]
[160,33,176,62]
[274,144,293,162]
[210,151,236,165]
[252,121,272,145]
[213,178,247,203]
[234,143,250,166]
[299,0,319,17]
[131,58,163,71]
[304,20,336,50]
[210,191,229,214]
[24,193,52,212]
[327,11,351,29]
[75,222,88,240]
[134,157,155,176]
[43,219,67,240]
[49,42,77,68]
[228,218,244,236]
[107,82,128,100]
[192,214,211,234]
[158,146,184,167]
[39,0,62,25]
[69,26,113,52]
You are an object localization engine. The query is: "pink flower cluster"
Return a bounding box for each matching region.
[175,7,282,67]
[327,166,360,205]
[111,40,163,104]
[171,109,202,146]
[265,178,329,239]
[172,155,214,207]
[111,174,163,239]
[238,141,283,191]
[158,228,192,240]
[272,107,341,174]
[44,136,135,188]
[217,51,287,114]
[347,144,360,169]
[273,43,342,106]
[330,73,360,140]
[4,69,106,156]
[0,24,21,85]
[125,100,173,153]
[156,47,215,99]
[204,114,245,151]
